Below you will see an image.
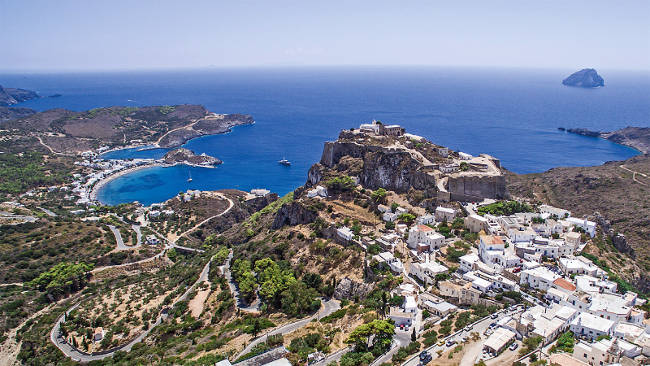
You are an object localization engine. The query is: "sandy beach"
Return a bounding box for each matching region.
[90,162,167,201]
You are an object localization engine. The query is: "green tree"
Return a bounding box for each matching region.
[371,188,387,203]
[346,319,395,354]
[280,281,320,317]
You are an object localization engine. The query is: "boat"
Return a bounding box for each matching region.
[187,170,193,182]
[278,158,291,166]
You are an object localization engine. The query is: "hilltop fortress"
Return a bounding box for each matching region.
[308,120,506,204]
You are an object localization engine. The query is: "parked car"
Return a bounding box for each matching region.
[437,339,446,346]
[464,326,472,332]
[490,313,498,319]
[509,343,519,351]
[400,324,404,330]
[446,340,457,347]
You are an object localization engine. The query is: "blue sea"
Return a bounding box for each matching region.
[2,67,648,206]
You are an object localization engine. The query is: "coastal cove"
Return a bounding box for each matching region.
[4,67,647,205]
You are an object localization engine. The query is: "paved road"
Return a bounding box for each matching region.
[132,224,142,247]
[52,257,212,362]
[620,164,649,186]
[178,193,234,240]
[38,207,57,217]
[222,251,261,313]
[108,225,129,251]
[0,212,37,223]
[234,299,341,360]
[402,306,524,366]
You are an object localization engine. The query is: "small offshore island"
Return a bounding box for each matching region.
[163,147,222,166]
[562,68,605,88]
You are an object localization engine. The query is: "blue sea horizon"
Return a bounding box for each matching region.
[3,66,647,206]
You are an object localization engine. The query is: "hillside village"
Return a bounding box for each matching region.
[282,122,650,366]
[0,120,648,366]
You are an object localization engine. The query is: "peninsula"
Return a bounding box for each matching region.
[0,85,39,106]
[562,68,604,88]
[0,104,254,154]
[564,126,650,154]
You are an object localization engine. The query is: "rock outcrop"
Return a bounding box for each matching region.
[333,277,373,300]
[562,68,604,88]
[318,140,437,193]
[0,85,39,106]
[163,148,222,166]
[271,201,318,229]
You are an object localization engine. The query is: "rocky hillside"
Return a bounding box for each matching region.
[0,85,39,106]
[507,154,650,289]
[0,105,253,154]
[0,106,36,122]
[309,128,506,209]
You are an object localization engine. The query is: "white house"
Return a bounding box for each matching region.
[520,266,560,291]
[539,204,571,219]
[407,225,445,251]
[465,214,488,233]
[337,227,354,241]
[416,214,435,225]
[569,312,615,341]
[410,260,448,285]
[559,257,602,276]
[434,206,456,222]
[372,252,404,274]
[566,217,597,237]
[459,253,480,273]
[478,235,505,263]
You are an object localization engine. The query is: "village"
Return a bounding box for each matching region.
[295,121,650,366]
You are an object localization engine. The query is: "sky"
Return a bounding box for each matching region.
[1,0,649,71]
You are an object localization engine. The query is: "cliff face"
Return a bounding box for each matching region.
[447,175,507,201]
[562,68,604,88]
[319,141,437,193]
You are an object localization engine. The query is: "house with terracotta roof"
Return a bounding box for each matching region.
[553,277,577,292]
[407,224,445,251]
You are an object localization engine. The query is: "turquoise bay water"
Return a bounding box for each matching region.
[3,67,647,205]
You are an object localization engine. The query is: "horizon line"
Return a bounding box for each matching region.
[2,64,650,75]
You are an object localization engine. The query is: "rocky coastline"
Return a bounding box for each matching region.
[0,85,39,106]
[562,126,649,154]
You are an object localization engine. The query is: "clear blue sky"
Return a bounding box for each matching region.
[2,0,649,71]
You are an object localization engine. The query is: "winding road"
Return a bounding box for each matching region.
[51,256,213,362]
[50,192,236,362]
[108,225,129,251]
[620,164,649,186]
[234,298,341,360]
